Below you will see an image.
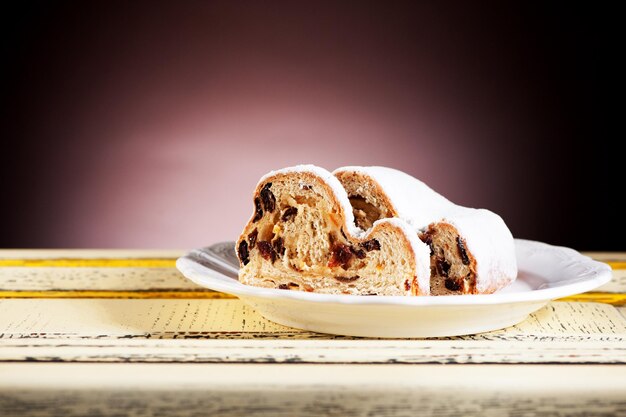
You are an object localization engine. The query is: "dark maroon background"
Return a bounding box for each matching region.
[1,2,617,250]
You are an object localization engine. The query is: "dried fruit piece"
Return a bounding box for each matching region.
[238,240,249,265]
[260,183,276,212]
[404,279,411,291]
[253,198,263,222]
[350,247,366,259]
[457,237,470,265]
[445,278,462,292]
[273,237,285,257]
[281,206,298,221]
[334,275,360,283]
[328,243,353,268]
[435,257,451,277]
[257,241,276,262]
[278,284,289,290]
[248,229,258,249]
[360,239,381,252]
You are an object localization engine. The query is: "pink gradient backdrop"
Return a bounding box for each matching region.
[4,2,607,249]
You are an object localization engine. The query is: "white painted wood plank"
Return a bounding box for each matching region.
[0,300,624,363]
[0,300,624,339]
[0,267,203,291]
[1,364,624,417]
[1,337,624,364]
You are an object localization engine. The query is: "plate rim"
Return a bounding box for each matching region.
[176,239,612,307]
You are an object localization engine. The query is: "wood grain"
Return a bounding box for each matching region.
[0,299,624,364]
[1,364,625,417]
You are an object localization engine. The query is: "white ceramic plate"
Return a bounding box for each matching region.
[176,239,611,338]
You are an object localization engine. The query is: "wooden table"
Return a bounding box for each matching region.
[0,249,624,416]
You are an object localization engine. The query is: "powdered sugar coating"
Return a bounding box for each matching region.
[334,166,518,290]
[441,208,517,292]
[334,166,453,228]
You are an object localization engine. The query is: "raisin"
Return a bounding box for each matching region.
[404,279,411,291]
[350,247,366,259]
[363,293,378,296]
[445,278,462,292]
[360,239,381,252]
[273,237,285,257]
[435,257,451,277]
[238,240,249,265]
[248,229,258,249]
[260,183,276,212]
[281,206,298,221]
[457,236,470,265]
[278,284,289,290]
[328,243,353,268]
[257,241,276,262]
[334,275,360,283]
[253,198,263,222]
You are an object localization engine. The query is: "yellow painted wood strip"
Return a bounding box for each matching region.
[0,290,236,299]
[0,289,623,305]
[556,292,626,306]
[0,258,177,268]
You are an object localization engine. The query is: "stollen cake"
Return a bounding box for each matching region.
[236,165,431,295]
[334,166,517,295]
[236,164,517,296]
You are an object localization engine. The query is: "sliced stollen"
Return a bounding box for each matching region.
[236,165,431,295]
[334,166,517,295]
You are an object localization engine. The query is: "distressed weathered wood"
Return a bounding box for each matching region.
[0,267,204,291]
[1,299,624,338]
[0,249,625,417]
[1,364,625,417]
[1,337,625,364]
[0,299,624,363]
